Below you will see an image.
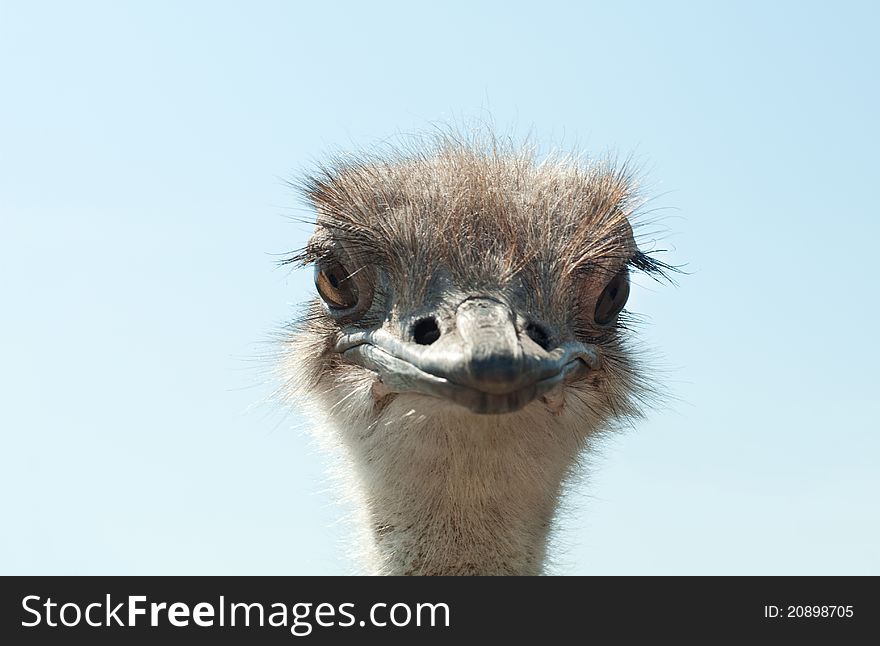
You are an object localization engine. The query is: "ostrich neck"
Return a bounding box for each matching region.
[346,406,584,575]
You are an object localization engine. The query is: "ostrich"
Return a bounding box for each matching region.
[280,132,671,575]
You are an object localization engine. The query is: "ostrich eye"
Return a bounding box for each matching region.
[594,269,630,325]
[315,261,359,310]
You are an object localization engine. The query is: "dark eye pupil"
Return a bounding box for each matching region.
[594,270,630,326]
[315,262,359,310]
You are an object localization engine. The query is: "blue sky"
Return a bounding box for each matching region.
[1,1,877,574]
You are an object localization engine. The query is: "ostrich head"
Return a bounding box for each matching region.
[281,133,670,575]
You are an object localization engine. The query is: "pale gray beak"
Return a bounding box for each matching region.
[335,297,599,414]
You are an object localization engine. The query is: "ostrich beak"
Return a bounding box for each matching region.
[334,297,599,414]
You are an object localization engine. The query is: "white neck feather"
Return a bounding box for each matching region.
[310,388,596,575]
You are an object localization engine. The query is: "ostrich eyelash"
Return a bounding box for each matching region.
[628,249,680,283]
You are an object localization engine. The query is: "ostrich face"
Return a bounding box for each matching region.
[284,143,664,440]
[314,236,628,418]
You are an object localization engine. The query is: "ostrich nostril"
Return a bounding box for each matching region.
[412,316,441,345]
[524,321,553,351]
